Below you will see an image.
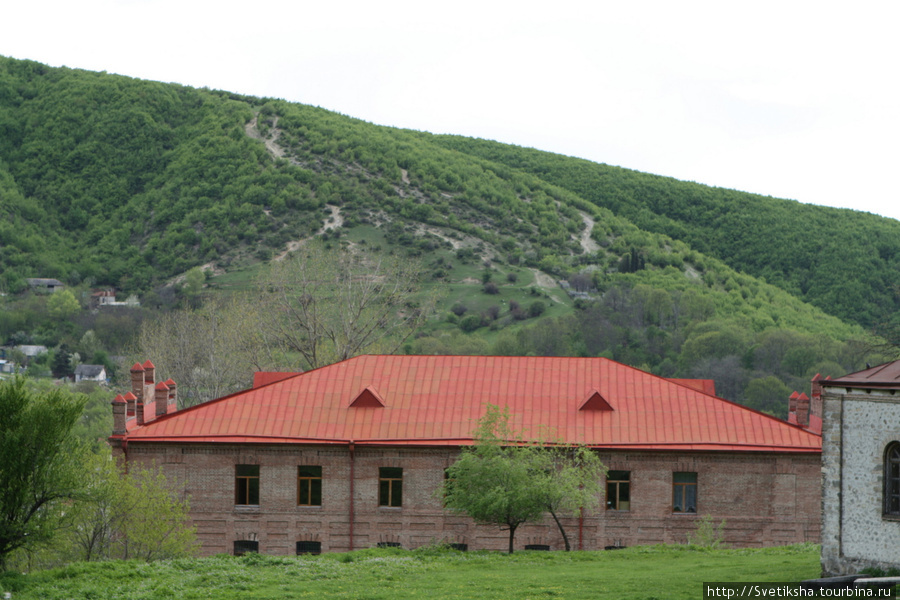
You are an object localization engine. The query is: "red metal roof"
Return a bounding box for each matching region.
[822,359,900,390]
[121,355,820,453]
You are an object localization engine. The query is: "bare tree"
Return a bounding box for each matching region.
[133,295,284,407]
[257,241,435,369]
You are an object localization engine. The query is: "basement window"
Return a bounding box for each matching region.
[235,464,260,506]
[297,466,323,506]
[234,540,259,556]
[884,442,900,518]
[296,541,322,555]
[606,470,631,511]
[673,472,697,513]
[379,467,403,507]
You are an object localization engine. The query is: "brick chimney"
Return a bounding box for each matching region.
[142,359,155,385]
[164,378,177,411]
[123,391,137,417]
[796,392,810,427]
[787,391,800,425]
[112,394,127,435]
[155,382,170,418]
[130,362,145,404]
[135,395,145,426]
[808,373,824,434]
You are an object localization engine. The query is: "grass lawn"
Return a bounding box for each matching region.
[0,544,820,600]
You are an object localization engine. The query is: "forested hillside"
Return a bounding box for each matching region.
[428,136,900,330]
[0,55,892,416]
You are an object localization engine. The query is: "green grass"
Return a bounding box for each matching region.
[0,544,820,600]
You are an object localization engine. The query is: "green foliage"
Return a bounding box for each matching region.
[442,406,547,553]
[443,406,605,553]
[0,378,88,569]
[687,515,727,549]
[46,289,79,320]
[0,544,819,600]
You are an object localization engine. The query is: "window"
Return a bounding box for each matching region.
[673,472,697,513]
[377,541,402,548]
[884,443,900,517]
[298,466,322,506]
[235,464,260,505]
[379,467,403,507]
[234,540,258,555]
[606,470,631,511]
[296,541,322,555]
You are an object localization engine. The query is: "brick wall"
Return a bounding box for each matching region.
[114,443,820,555]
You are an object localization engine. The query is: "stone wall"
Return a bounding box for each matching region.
[821,388,900,575]
[115,444,821,555]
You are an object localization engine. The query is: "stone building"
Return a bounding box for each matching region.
[820,360,900,575]
[109,355,822,556]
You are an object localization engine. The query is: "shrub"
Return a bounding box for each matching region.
[459,314,483,332]
[527,301,546,318]
[483,282,500,295]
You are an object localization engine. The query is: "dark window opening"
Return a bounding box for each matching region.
[296,541,322,555]
[298,466,323,506]
[673,472,697,513]
[606,470,631,511]
[449,543,468,551]
[234,540,259,556]
[235,464,260,505]
[379,467,403,507]
[885,442,900,517]
[524,544,550,551]
[377,541,402,548]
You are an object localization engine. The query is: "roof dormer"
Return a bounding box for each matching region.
[350,386,385,408]
[579,389,613,412]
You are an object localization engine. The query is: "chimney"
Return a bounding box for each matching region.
[135,396,145,426]
[123,391,137,417]
[130,362,145,403]
[112,395,127,435]
[787,391,800,424]
[796,392,810,427]
[165,378,177,411]
[808,373,824,434]
[142,359,155,385]
[155,382,170,418]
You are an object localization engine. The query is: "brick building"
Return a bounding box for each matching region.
[820,360,900,575]
[109,355,822,555]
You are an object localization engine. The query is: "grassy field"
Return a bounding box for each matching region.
[0,544,821,600]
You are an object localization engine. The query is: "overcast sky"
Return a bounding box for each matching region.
[3,1,899,221]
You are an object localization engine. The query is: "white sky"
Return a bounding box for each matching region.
[3,1,899,221]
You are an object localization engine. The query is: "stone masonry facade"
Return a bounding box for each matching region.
[114,443,821,555]
[821,385,900,575]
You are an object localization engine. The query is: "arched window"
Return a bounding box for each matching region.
[884,442,900,517]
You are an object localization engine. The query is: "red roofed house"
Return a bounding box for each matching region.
[109,355,822,556]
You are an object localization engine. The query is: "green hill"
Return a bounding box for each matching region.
[0,55,892,413]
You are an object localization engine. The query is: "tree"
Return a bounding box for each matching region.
[257,240,435,369]
[442,406,545,553]
[531,444,605,551]
[442,405,605,553]
[0,378,88,569]
[133,294,284,407]
[46,289,80,320]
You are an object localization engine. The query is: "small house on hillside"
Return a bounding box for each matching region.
[75,364,107,383]
[109,355,822,556]
[821,360,900,575]
[26,278,64,293]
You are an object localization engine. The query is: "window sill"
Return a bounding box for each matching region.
[882,514,900,522]
[234,505,260,513]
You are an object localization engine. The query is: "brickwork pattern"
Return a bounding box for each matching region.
[113,443,820,556]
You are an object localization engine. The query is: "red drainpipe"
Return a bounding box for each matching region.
[349,441,355,551]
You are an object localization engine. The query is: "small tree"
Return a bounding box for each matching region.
[442,406,545,553]
[531,444,605,551]
[0,378,88,569]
